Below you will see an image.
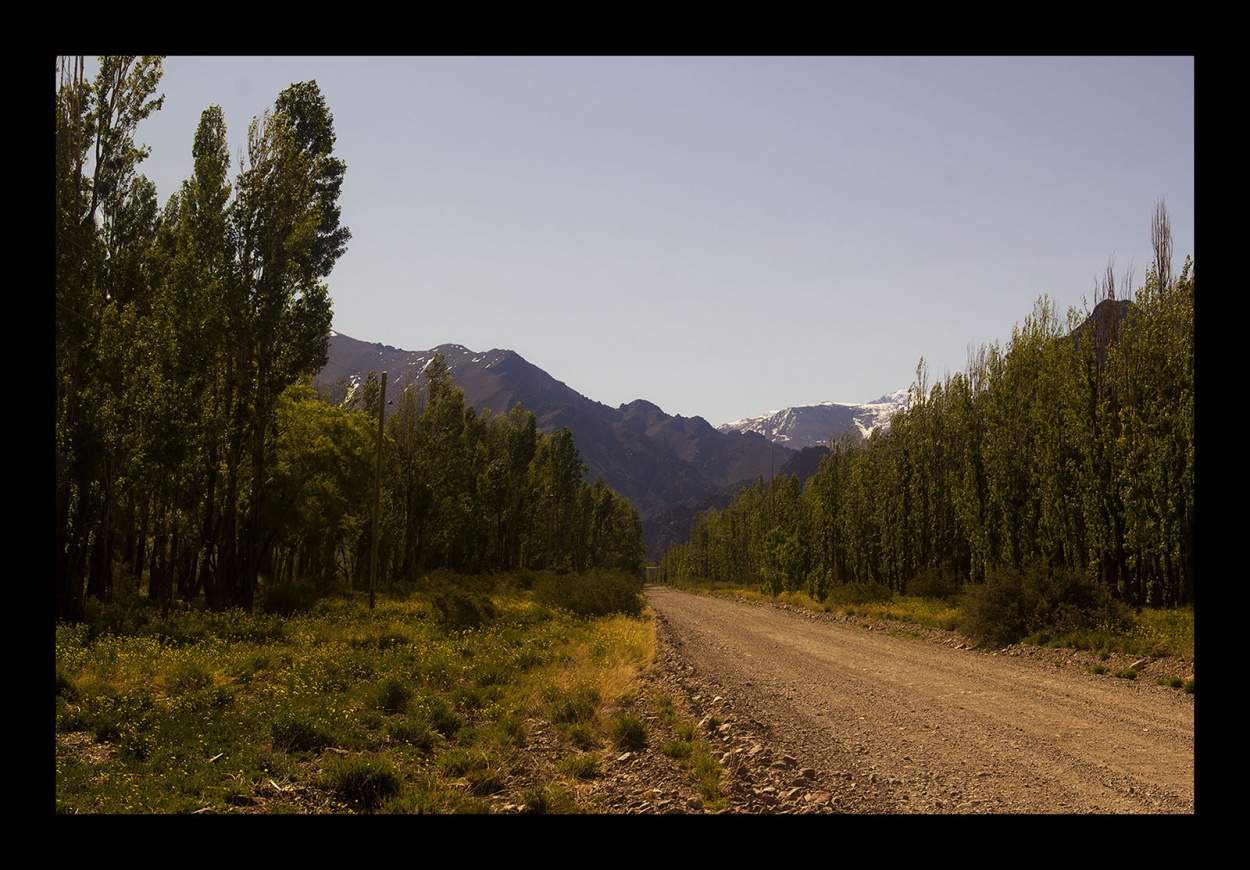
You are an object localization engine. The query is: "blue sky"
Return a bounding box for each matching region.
[121,56,1194,426]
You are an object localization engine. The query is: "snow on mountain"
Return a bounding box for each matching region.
[718,390,910,449]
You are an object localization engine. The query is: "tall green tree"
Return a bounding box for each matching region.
[211,80,350,609]
[56,56,165,620]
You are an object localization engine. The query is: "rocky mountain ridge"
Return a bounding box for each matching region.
[318,332,910,559]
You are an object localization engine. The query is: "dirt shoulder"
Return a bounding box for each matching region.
[634,586,1194,814]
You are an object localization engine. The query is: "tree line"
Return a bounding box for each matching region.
[660,205,1193,611]
[55,56,643,621]
[307,358,645,597]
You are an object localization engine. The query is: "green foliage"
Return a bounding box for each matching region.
[829,582,894,606]
[387,717,440,753]
[607,713,648,751]
[659,211,1193,621]
[435,748,505,795]
[960,560,1132,648]
[271,713,335,754]
[427,576,497,633]
[533,569,644,617]
[57,587,651,813]
[258,581,324,616]
[547,685,600,726]
[520,783,579,814]
[373,677,413,714]
[56,60,358,617]
[556,754,601,780]
[907,567,962,600]
[416,695,463,740]
[164,659,213,695]
[88,688,155,746]
[326,755,403,811]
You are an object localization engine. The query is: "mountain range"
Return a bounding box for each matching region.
[317,332,906,559]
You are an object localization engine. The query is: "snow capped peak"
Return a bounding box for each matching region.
[718,391,909,449]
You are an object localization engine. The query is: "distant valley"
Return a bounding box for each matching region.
[318,332,906,559]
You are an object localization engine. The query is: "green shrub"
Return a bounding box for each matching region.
[421,697,463,740]
[959,567,1029,647]
[556,754,600,780]
[259,581,322,616]
[89,689,154,745]
[119,728,155,761]
[533,570,643,618]
[166,659,214,694]
[907,566,962,600]
[374,676,413,714]
[436,747,504,795]
[491,711,526,747]
[519,783,577,813]
[663,740,694,760]
[960,560,1131,648]
[427,578,496,632]
[830,581,894,606]
[271,714,335,753]
[608,713,647,750]
[1113,669,1137,680]
[565,723,598,750]
[805,568,831,602]
[327,755,403,811]
[387,717,440,753]
[56,706,90,733]
[548,685,600,726]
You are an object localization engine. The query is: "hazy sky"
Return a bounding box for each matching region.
[120,56,1194,426]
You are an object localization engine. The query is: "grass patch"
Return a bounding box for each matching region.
[373,676,413,714]
[326,755,403,811]
[607,713,648,751]
[652,693,725,809]
[55,574,655,814]
[556,753,601,780]
[547,685,600,726]
[519,782,578,814]
[271,713,336,754]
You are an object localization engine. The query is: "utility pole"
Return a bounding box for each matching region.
[369,371,387,609]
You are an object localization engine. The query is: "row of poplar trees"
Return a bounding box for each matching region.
[55,56,643,621]
[333,361,645,591]
[661,204,1193,610]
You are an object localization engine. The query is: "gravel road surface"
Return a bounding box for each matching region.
[645,586,1194,814]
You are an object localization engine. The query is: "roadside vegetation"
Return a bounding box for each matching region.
[661,206,1192,674]
[675,575,1193,670]
[55,571,660,814]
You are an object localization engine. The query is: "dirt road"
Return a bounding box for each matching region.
[645,586,1194,813]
